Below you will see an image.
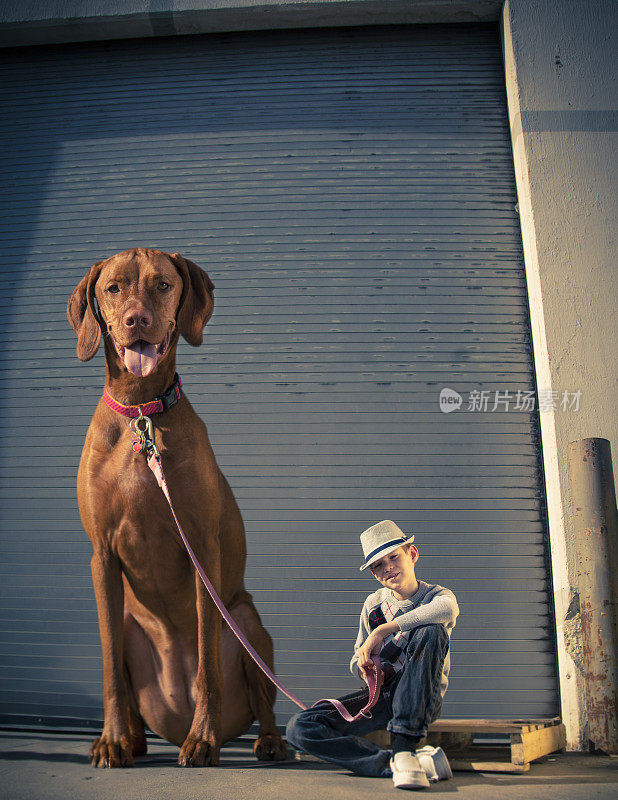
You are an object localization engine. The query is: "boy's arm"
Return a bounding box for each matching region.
[395,589,459,633]
[350,602,371,680]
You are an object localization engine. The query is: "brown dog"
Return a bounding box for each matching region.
[67,247,287,768]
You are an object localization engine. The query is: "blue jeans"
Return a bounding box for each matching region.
[286,623,449,777]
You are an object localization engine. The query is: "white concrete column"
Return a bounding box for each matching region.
[501,0,618,749]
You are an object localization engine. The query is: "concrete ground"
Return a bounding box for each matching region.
[1,730,617,800]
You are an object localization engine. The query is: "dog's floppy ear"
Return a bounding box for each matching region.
[168,253,215,347]
[67,262,104,361]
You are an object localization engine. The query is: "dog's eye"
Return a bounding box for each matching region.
[158,281,171,291]
[107,284,120,294]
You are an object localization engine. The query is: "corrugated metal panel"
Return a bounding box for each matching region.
[0,23,558,729]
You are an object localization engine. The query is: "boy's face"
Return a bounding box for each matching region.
[370,544,419,595]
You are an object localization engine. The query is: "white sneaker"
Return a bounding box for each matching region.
[389,751,430,790]
[415,745,453,782]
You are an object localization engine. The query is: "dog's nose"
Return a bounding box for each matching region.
[123,306,153,331]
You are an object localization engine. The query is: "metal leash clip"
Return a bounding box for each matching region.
[129,408,160,459]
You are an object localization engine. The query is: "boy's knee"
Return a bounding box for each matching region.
[286,710,320,748]
[414,622,444,637]
[286,706,336,749]
[406,623,448,650]
[286,713,303,747]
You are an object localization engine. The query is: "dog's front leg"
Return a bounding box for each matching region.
[179,550,222,767]
[89,547,134,768]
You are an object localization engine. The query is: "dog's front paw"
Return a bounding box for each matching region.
[89,733,134,768]
[178,732,220,767]
[254,733,288,761]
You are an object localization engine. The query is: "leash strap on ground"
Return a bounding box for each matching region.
[146,450,382,722]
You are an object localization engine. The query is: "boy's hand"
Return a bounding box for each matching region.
[358,626,388,683]
[357,630,385,675]
[356,622,399,683]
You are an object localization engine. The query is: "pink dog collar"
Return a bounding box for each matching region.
[102,374,182,418]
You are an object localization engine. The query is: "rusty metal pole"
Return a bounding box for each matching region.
[568,437,618,754]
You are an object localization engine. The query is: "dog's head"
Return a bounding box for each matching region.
[67,248,214,377]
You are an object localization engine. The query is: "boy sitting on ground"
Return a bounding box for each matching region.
[286,520,459,790]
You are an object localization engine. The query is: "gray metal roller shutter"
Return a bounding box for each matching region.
[0,23,558,730]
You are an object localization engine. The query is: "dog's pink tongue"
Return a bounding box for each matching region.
[124,341,158,377]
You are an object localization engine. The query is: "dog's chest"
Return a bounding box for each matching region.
[82,423,166,516]
[80,415,219,552]
[103,446,196,578]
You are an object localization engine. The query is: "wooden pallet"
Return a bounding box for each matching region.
[364,717,567,773]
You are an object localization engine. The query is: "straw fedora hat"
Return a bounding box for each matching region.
[359,520,414,571]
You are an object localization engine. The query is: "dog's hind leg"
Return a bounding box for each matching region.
[229,592,288,761]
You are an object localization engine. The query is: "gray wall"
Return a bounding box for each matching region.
[0,21,558,729]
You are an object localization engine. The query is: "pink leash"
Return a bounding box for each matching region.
[136,434,382,723]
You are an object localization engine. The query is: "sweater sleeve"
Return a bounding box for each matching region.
[349,600,371,678]
[395,590,459,633]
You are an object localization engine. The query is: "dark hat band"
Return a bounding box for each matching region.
[363,536,408,566]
